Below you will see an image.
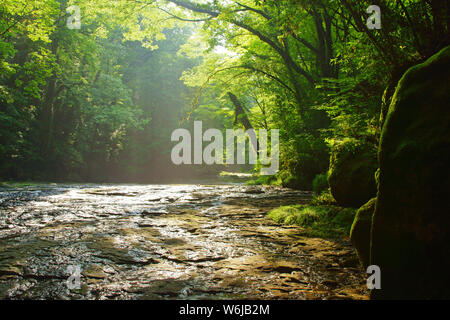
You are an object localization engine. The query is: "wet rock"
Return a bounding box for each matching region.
[190,193,210,200]
[138,222,156,228]
[260,285,293,299]
[88,237,154,265]
[85,190,139,197]
[280,273,307,285]
[141,210,166,216]
[217,277,249,288]
[243,187,265,195]
[147,197,162,202]
[0,184,367,300]
[162,238,186,246]
[264,262,303,274]
[0,266,22,276]
[82,265,107,279]
[322,279,339,288]
[186,227,198,233]
[118,227,161,243]
[340,256,360,268]
[140,279,192,298]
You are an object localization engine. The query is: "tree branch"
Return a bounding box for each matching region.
[166,0,315,85]
[156,7,213,22]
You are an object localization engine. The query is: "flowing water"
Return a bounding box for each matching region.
[0,183,367,300]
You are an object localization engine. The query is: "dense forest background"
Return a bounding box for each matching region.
[0,0,448,186]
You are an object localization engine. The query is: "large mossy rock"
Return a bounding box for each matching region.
[371,46,450,299]
[328,139,377,208]
[350,198,376,269]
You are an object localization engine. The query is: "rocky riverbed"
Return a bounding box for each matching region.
[0,184,368,300]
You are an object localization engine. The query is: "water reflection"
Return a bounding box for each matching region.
[0,184,366,300]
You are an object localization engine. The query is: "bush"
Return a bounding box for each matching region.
[278,134,330,190]
[246,175,279,186]
[278,171,303,189]
[312,173,329,194]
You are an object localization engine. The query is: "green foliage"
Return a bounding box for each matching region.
[0,0,197,181]
[316,77,382,142]
[278,133,329,190]
[246,175,279,186]
[310,190,337,206]
[268,204,356,239]
[0,0,447,183]
[312,173,329,195]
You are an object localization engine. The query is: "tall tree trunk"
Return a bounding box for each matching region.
[39,37,59,166]
[228,92,259,152]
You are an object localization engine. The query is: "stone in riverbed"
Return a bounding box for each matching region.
[243,187,265,194]
[0,266,22,276]
[371,46,450,299]
[82,264,107,279]
[139,279,192,299]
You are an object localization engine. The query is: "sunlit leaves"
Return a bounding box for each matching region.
[0,0,59,42]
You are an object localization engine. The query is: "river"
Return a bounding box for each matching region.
[0,183,367,299]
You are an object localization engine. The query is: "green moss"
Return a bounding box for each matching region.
[374,168,380,187]
[312,173,329,195]
[268,204,356,239]
[268,205,326,226]
[332,207,357,227]
[245,175,280,186]
[0,181,48,188]
[310,190,337,206]
[350,198,376,268]
[278,171,303,189]
[371,46,450,299]
[328,138,377,208]
[278,167,325,190]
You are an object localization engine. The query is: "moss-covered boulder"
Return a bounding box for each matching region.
[328,139,377,208]
[350,198,376,268]
[371,46,450,299]
[279,171,306,190]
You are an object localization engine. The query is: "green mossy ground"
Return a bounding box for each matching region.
[268,192,356,240]
[245,175,281,186]
[0,181,55,188]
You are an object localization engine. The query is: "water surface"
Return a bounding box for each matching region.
[0,184,367,299]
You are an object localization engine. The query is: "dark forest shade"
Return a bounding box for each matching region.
[350,197,376,268]
[371,46,450,299]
